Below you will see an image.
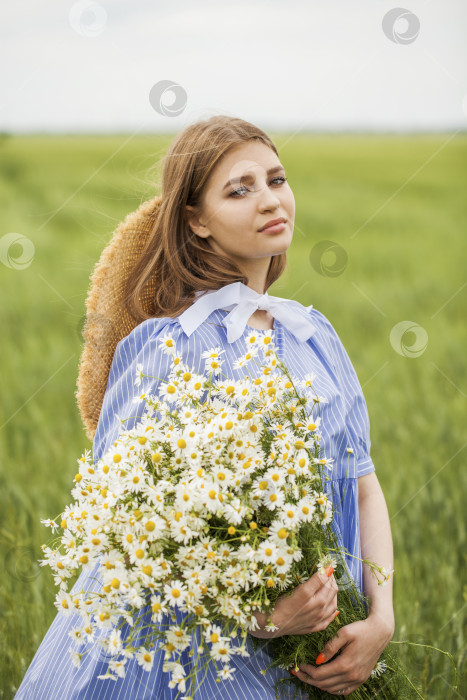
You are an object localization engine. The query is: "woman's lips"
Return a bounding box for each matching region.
[259,221,287,234]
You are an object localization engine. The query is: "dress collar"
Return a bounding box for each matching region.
[178,281,317,343]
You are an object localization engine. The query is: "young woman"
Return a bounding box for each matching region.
[15,115,395,699]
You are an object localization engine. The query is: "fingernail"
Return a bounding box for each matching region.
[315,652,326,665]
[324,566,334,577]
[290,669,297,676]
[334,609,340,618]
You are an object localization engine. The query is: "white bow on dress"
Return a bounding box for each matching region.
[178,281,317,343]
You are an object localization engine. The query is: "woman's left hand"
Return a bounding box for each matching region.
[292,614,395,696]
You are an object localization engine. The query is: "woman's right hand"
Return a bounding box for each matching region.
[249,569,339,638]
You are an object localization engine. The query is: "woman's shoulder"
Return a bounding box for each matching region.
[302,303,339,338]
[115,315,183,356]
[302,304,357,371]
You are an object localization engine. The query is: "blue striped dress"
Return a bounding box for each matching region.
[15,300,375,700]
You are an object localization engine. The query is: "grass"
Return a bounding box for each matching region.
[0,132,465,699]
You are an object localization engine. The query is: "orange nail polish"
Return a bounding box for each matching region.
[324,566,334,577]
[290,669,297,676]
[315,652,326,665]
[334,610,340,618]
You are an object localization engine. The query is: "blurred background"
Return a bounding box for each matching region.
[0,1,466,698]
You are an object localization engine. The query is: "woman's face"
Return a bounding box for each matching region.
[186,140,295,280]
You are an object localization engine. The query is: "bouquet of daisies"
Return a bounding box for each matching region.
[40,332,423,699]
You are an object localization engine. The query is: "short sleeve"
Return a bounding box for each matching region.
[92,316,184,463]
[309,308,376,477]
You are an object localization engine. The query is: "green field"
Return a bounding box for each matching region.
[0,133,465,698]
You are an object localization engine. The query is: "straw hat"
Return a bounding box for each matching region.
[75,194,163,442]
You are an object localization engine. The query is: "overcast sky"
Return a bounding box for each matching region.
[1,0,466,133]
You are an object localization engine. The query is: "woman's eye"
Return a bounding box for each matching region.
[229,176,287,198]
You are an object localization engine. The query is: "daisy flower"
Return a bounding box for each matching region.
[201,346,225,376]
[164,581,188,608]
[235,543,256,563]
[316,554,338,576]
[223,498,247,525]
[296,497,316,523]
[40,518,59,533]
[312,456,335,471]
[264,467,286,488]
[263,489,285,511]
[244,331,264,348]
[252,477,274,498]
[126,543,149,566]
[268,522,290,545]
[55,590,74,616]
[166,627,191,651]
[371,660,388,677]
[159,380,181,405]
[232,348,259,370]
[68,627,83,644]
[126,588,146,608]
[97,673,118,681]
[201,481,223,513]
[136,647,155,671]
[211,641,232,662]
[281,504,301,528]
[219,666,236,681]
[163,660,187,681]
[168,676,187,693]
[276,573,293,590]
[264,621,279,632]
[158,333,177,355]
[131,391,148,405]
[107,628,123,656]
[301,372,317,389]
[305,415,321,433]
[109,658,127,678]
[134,362,145,387]
[315,492,330,510]
[204,624,228,646]
[150,595,168,623]
[257,541,279,565]
[171,519,195,545]
[70,650,83,668]
[125,465,147,493]
[274,552,294,574]
[212,465,235,487]
[378,565,395,586]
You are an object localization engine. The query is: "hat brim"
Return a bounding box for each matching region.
[75,195,163,442]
